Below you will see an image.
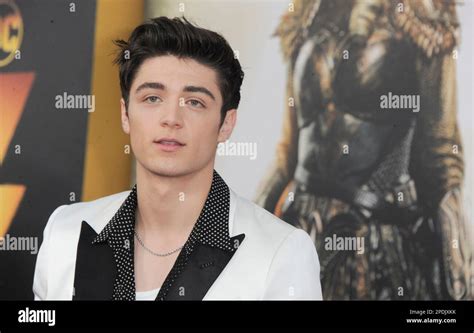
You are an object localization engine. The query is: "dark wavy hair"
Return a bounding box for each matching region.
[114,16,244,124]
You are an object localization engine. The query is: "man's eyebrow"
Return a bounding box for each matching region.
[134,82,216,101]
[183,85,215,101]
[135,82,165,93]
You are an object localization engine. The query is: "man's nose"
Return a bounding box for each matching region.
[160,99,184,128]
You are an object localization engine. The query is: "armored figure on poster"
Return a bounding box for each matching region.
[256,0,472,299]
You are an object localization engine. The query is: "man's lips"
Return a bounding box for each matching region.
[154,138,185,152]
[154,138,185,146]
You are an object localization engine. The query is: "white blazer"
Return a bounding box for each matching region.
[33,188,323,300]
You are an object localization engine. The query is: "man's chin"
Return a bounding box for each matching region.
[149,167,186,178]
[138,158,213,179]
[144,163,193,178]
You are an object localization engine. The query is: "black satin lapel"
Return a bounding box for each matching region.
[73,221,117,300]
[164,233,245,300]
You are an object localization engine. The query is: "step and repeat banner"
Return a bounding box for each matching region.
[0,0,140,299]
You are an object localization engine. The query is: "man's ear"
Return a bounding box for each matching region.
[218,109,237,143]
[120,98,130,134]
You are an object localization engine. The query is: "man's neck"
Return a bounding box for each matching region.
[135,164,214,239]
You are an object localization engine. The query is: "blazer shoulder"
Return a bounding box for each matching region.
[34,191,129,300]
[206,190,321,300]
[46,190,131,235]
[58,190,130,217]
[231,189,303,252]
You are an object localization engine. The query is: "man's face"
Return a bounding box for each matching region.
[121,55,236,178]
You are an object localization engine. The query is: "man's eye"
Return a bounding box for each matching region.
[187,99,204,108]
[144,96,160,103]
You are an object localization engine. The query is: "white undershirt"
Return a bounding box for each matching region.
[135,287,160,301]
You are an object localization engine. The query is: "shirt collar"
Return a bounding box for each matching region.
[91,170,235,252]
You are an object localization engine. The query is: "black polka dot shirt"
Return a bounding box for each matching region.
[91,170,234,300]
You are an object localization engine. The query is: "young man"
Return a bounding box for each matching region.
[33,17,322,300]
